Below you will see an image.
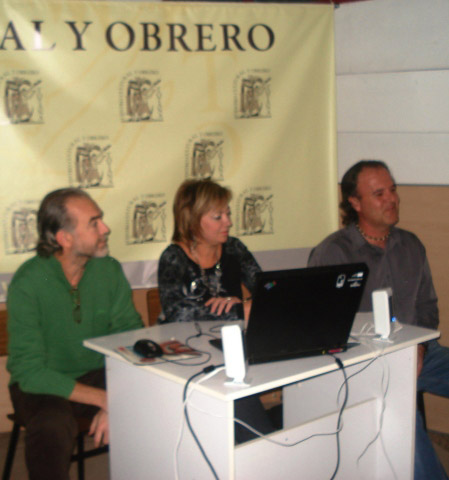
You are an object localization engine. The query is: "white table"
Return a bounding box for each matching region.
[84,314,439,480]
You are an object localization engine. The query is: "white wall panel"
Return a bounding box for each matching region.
[338,133,449,185]
[335,0,449,184]
[335,0,449,74]
[337,70,449,133]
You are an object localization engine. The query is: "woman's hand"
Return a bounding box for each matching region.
[205,296,242,315]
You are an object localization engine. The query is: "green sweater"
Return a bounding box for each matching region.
[7,255,143,398]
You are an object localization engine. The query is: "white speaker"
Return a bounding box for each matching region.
[372,288,393,339]
[221,325,247,385]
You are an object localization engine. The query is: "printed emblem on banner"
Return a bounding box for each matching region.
[67,137,113,188]
[119,72,162,123]
[234,71,271,119]
[0,72,43,125]
[235,188,273,236]
[126,195,167,244]
[185,132,224,180]
[3,201,38,255]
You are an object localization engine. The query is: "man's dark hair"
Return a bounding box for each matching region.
[36,188,91,257]
[340,160,391,226]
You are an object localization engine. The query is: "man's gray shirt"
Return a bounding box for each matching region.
[308,223,439,329]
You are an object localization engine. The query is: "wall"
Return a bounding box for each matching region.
[399,186,449,344]
[335,0,449,184]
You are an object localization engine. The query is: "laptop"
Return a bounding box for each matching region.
[245,263,369,364]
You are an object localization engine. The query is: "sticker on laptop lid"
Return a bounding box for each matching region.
[336,274,346,288]
[264,281,277,290]
[348,270,365,288]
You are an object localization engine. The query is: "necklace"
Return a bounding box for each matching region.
[190,246,223,297]
[200,262,223,297]
[356,224,390,243]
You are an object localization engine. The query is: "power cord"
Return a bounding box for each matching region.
[180,364,225,480]
[339,335,397,479]
[328,354,349,480]
[355,347,396,479]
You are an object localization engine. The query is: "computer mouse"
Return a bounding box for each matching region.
[133,339,163,358]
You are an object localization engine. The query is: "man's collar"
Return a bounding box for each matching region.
[52,253,91,288]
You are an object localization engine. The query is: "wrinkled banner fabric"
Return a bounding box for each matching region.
[0,0,337,299]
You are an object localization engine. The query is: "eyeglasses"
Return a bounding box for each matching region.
[70,288,81,323]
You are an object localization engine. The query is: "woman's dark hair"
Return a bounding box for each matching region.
[36,188,91,257]
[340,160,391,226]
[172,179,232,247]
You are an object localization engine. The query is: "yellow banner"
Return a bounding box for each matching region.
[0,0,337,280]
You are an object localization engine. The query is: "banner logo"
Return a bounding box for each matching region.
[185,132,224,180]
[1,73,43,125]
[234,71,271,119]
[3,201,38,254]
[120,73,162,123]
[126,195,167,244]
[235,188,273,236]
[67,137,113,188]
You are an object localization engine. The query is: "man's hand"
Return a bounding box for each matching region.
[68,383,109,446]
[417,344,426,378]
[89,409,109,447]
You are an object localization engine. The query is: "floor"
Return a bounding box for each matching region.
[1,430,449,479]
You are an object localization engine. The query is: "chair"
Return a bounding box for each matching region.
[146,287,162,326]
[0,310,108,480]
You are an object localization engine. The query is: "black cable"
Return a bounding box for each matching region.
[328,354,349,480]
[160,354,212,367]
[208,323,226,334]
[336,355,378,402]
[174,322,227,366]
[181,331,217,365]
[183,365,224,480]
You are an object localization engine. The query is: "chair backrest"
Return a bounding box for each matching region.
[146,288,161,326]
[0,310,8,357]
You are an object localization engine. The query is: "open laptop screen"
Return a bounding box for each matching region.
[245,263,369,364]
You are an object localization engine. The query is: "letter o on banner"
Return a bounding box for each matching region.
[106,22,135,51]
[248,24,274,51]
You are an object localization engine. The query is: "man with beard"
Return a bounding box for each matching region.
[7,188,142,480]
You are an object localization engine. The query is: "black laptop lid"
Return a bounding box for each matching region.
[245,263,369,364]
